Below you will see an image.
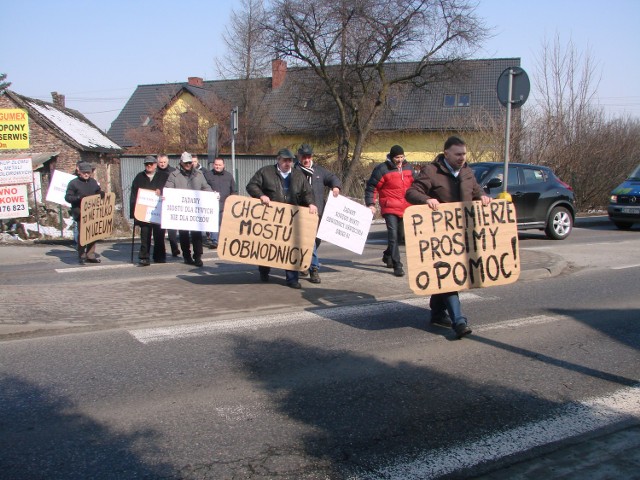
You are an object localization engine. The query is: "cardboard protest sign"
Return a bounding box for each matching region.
[0,109,29,149]
[316,194,373,254]
[0,157,32,185]
[79,193,116,246]
[134,188,162,224]
[0,184,28,219]
[45,170,74,207]
[217,195,317,271]
[161,188,219,232]
[403,200,520,295]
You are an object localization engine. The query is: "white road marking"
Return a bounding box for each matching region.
[361,384,640,479]
[128,293,487,344]
[611,264,640,270]
[55,263,133,273]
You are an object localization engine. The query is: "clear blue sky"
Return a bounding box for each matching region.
[4,0,639,131]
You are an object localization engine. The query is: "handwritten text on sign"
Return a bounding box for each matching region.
[403,200,520,294]
[161,188,219,232]
[0,184,29,220]
[316,194,373,254]
[79,193,116,246]
[217,195,317,271]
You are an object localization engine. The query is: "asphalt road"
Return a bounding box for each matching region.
[0,220,638,479]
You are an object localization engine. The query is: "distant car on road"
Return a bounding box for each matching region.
[608,163,640,230]
[470,162,576,240]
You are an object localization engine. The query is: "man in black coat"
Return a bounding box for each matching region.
[202,157,237,249]
[65,162,104,265]
[294,144,342,284]
[130,156,169,265]
[246,148,317,289]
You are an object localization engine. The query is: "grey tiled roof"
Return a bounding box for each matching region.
[108,58,520,147]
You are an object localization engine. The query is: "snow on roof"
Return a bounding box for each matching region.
[27,101,121,151]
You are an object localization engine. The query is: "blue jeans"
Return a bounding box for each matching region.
[383,214,404,268]
[259,266,299,284]
[430,292,468,326]
[310,238,321,270]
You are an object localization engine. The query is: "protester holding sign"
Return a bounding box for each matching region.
[294,144,342,284]
[405,136,492,339]
[130,156,169,266]
[65,162,104,265]
[156,154,180,257]
[164,152,213,267]
[365,145,416,277]
[246,148,318,289]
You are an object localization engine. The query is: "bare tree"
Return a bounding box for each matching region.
[264,0,488,193]
[216,0,272,152]
[522,34,640,210]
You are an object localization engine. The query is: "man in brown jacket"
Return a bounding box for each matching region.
[405,136,491,339]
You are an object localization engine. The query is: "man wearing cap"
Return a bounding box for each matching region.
[130,156,169,266]
[294,144,342,284]
[65,162,105,265]
[156,154,180,257]
[164,152,213,267]
[246,148,318,289]
[364,144,416,277]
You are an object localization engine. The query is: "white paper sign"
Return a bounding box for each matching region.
[0,184,29,219]
[0,158,33,185]
[316,194,373,254]
[161,187,219,232]
[46,170,75,207]
[135,188,163,224]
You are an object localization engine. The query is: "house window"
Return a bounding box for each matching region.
[444,93,471,107]
[180,111,198,146]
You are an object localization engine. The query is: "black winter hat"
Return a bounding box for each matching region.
[389,145,404,158]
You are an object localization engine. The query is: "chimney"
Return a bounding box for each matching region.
[51,91,65,108]
[272,59,287,89]
[188,77,204,87]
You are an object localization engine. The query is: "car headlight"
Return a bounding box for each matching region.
[610,195,618,203]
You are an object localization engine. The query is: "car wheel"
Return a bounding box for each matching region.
[545,206,573,240]
[613,221,633,230]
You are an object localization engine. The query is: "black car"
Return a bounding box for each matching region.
[469,162,576,240]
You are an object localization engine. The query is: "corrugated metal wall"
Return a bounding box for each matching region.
[120,154,275,219]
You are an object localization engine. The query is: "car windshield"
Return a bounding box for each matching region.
[627,164,640,181]
[470,165,492,183]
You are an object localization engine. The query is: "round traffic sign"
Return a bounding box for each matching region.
[497,67,530,108]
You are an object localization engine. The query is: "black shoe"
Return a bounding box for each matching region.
[154,258,166,264]
[287,282,302,289]
[430,312,452,327]
[299,269,309,277]
[393,267,405,277]
[454,323,472,339]
[184,257,195,265]
[260,272,270,282]
[309,268,321,284]
[172,250,181,257]
[194,258,203,267]
[139,258,150,266]
[86,258,101,264]
[382,254,393,268]
[78,258,85,265]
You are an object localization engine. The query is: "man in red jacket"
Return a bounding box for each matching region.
[365,145,416,277]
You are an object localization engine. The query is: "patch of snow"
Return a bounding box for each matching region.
[27,102,120,150]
